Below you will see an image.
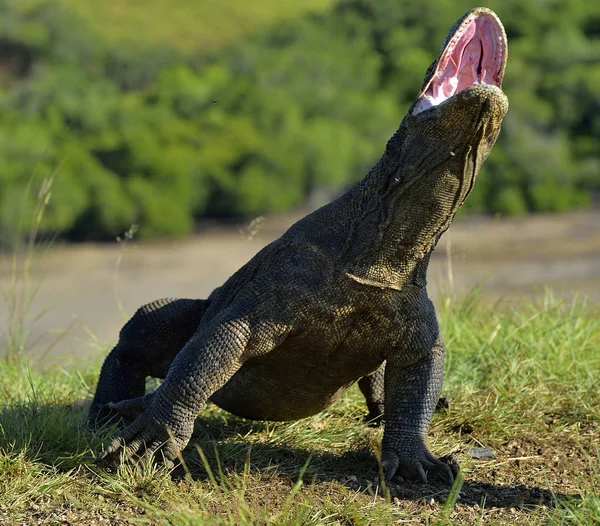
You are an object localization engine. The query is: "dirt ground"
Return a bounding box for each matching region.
[1,210,599,367]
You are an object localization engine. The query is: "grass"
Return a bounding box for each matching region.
[56,0,336,53]
[2,163,60,362]
[1,292,598,524]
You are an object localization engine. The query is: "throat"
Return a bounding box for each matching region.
[477,40,484,76]
[344,172,464,290]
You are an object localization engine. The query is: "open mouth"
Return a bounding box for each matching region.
[413,11,507,115]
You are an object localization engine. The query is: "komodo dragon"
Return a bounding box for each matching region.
[89,7,508,484]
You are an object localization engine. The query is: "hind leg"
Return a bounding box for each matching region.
[88,298,208,429]
[358,362,385,425]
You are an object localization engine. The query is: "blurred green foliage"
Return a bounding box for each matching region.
[0,0,598,240]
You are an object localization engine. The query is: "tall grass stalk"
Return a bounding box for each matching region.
[113,223,139,321]
[2,163,61,361]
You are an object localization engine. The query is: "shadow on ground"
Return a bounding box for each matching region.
[180,413,577,511]
[0,401,579,512]
[0,400,100,468]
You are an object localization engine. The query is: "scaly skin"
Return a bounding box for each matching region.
[89,7,508,484]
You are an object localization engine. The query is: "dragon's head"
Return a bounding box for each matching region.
[386,7,508,204]
[412,7,507,118]
[350,9,509,285]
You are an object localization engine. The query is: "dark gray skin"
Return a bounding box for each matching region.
[89,7,508,484]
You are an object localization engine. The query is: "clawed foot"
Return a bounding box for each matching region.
[97,394,193,467]
[382,448,459,484]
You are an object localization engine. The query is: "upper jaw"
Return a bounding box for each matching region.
[411,8,507,116]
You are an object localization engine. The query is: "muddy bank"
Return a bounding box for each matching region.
[1,211,598,367]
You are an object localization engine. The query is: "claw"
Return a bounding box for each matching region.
[382,450,400,481]
[450,463,460,478]
[439,454,461,482]
[99,436,124,461]
[382,448,461,485]
[383,450,430,483]
[397,459,428,483]
[414,461,428,484]
[104,438,124,458]
[431,463,454,484]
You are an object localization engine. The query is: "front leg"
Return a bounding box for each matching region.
[381,305,458,484]
[100,304,290,464]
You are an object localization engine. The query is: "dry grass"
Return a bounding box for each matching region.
[1,292,599,524]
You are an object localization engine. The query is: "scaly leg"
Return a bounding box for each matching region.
[381,301,459,484]
[358,362,385,425]
[88,298,208,429]
[100,299,292,465]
